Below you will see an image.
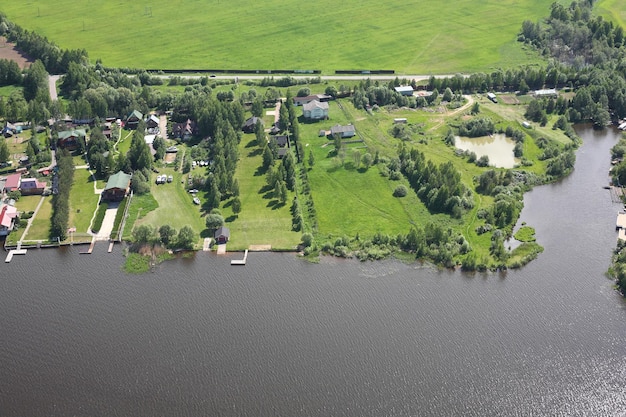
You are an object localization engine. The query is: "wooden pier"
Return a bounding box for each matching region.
[5,249,27,263]
[231,249,248,265]
[80,237,96,254]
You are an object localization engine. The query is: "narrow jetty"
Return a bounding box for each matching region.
[231,249,248,265]
[80,237,96,254]
[5,249,27,263]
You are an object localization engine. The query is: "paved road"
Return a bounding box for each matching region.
[48,75,60,101]
[158,73,464,82]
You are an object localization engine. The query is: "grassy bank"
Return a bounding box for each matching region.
[0,0,562,73]
[226,135,301,250]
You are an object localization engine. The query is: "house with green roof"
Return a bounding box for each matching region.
[125,110,143,130]
[57,129,86,150]
[101,171,132,202]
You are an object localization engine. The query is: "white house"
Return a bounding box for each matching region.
[303,100,329,120]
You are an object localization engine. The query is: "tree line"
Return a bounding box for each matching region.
[49,149,74,241]
[0,13,88,74]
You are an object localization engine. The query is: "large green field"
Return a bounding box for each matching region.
[0,0,565,74]
[597,0,626,27]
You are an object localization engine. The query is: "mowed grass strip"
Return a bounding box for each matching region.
[0,0,563,73]
[68,168,100,233]
[227,135,301,250]
[135,167,206,245]
[23,196,52,241]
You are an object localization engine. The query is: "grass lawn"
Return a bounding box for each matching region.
[5,135,27,161]
[115,129,134,156]
[122,193,158,240]
[0,85,21,97]
[134,167,207,246]
[23,196,52,241]
[14,195,41,213]
[0,0,566,74]
[68,168,100,233]
[226,135,301,250]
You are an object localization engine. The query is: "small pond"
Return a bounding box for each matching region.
[455,133,519,168]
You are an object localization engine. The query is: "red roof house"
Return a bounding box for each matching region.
[0,203,18,236]
[3,173,21,193]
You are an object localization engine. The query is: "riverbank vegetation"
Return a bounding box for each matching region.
[3,0,626,274]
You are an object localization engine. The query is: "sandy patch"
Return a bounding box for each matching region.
[249,244,272,251]
[164,152,177,163]
[500,96,520,105]
[0,37,33,69]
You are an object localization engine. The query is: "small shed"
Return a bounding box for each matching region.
[215,226,230,244]
[394,118,407,124]
[330,124,356,138]
[394,86,414,96]
[487,92,498,103]
[533,89,558,98]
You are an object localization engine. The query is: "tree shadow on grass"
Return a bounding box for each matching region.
[259,184,273,195]
[245,139,259,148]
[248,148,262,157]
[225,215,237,222]
[254,165,269,177]
[266,199,286,210]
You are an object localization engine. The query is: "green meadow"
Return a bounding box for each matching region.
[0,0,565,73]
[597,0,626,27]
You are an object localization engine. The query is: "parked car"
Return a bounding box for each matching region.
[188,188,198,194]
[167,175,173,183]
[193,197,201,205]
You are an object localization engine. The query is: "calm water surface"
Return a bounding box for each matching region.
[455,133,520,168]
[1,126,626,416]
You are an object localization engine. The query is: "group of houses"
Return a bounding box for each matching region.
[0,172,48,237]
[1,173,47,196]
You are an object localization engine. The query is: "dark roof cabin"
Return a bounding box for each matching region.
[172,119,197,141]
[214,226,230,244]
[242,116,261,134]
[274,135,289,148]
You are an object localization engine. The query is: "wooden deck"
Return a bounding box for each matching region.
[231,249,248,265]
[5,249,27,263]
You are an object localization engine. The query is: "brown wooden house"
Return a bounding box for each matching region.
[101,171,132,202]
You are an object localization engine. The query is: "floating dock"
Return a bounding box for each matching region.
[5,249,27,263]
[231,249,248,265]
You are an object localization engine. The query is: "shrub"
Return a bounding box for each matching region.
[91,202,108,233]
[393,185,408,197]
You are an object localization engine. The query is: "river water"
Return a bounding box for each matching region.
[1,127,626,417]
